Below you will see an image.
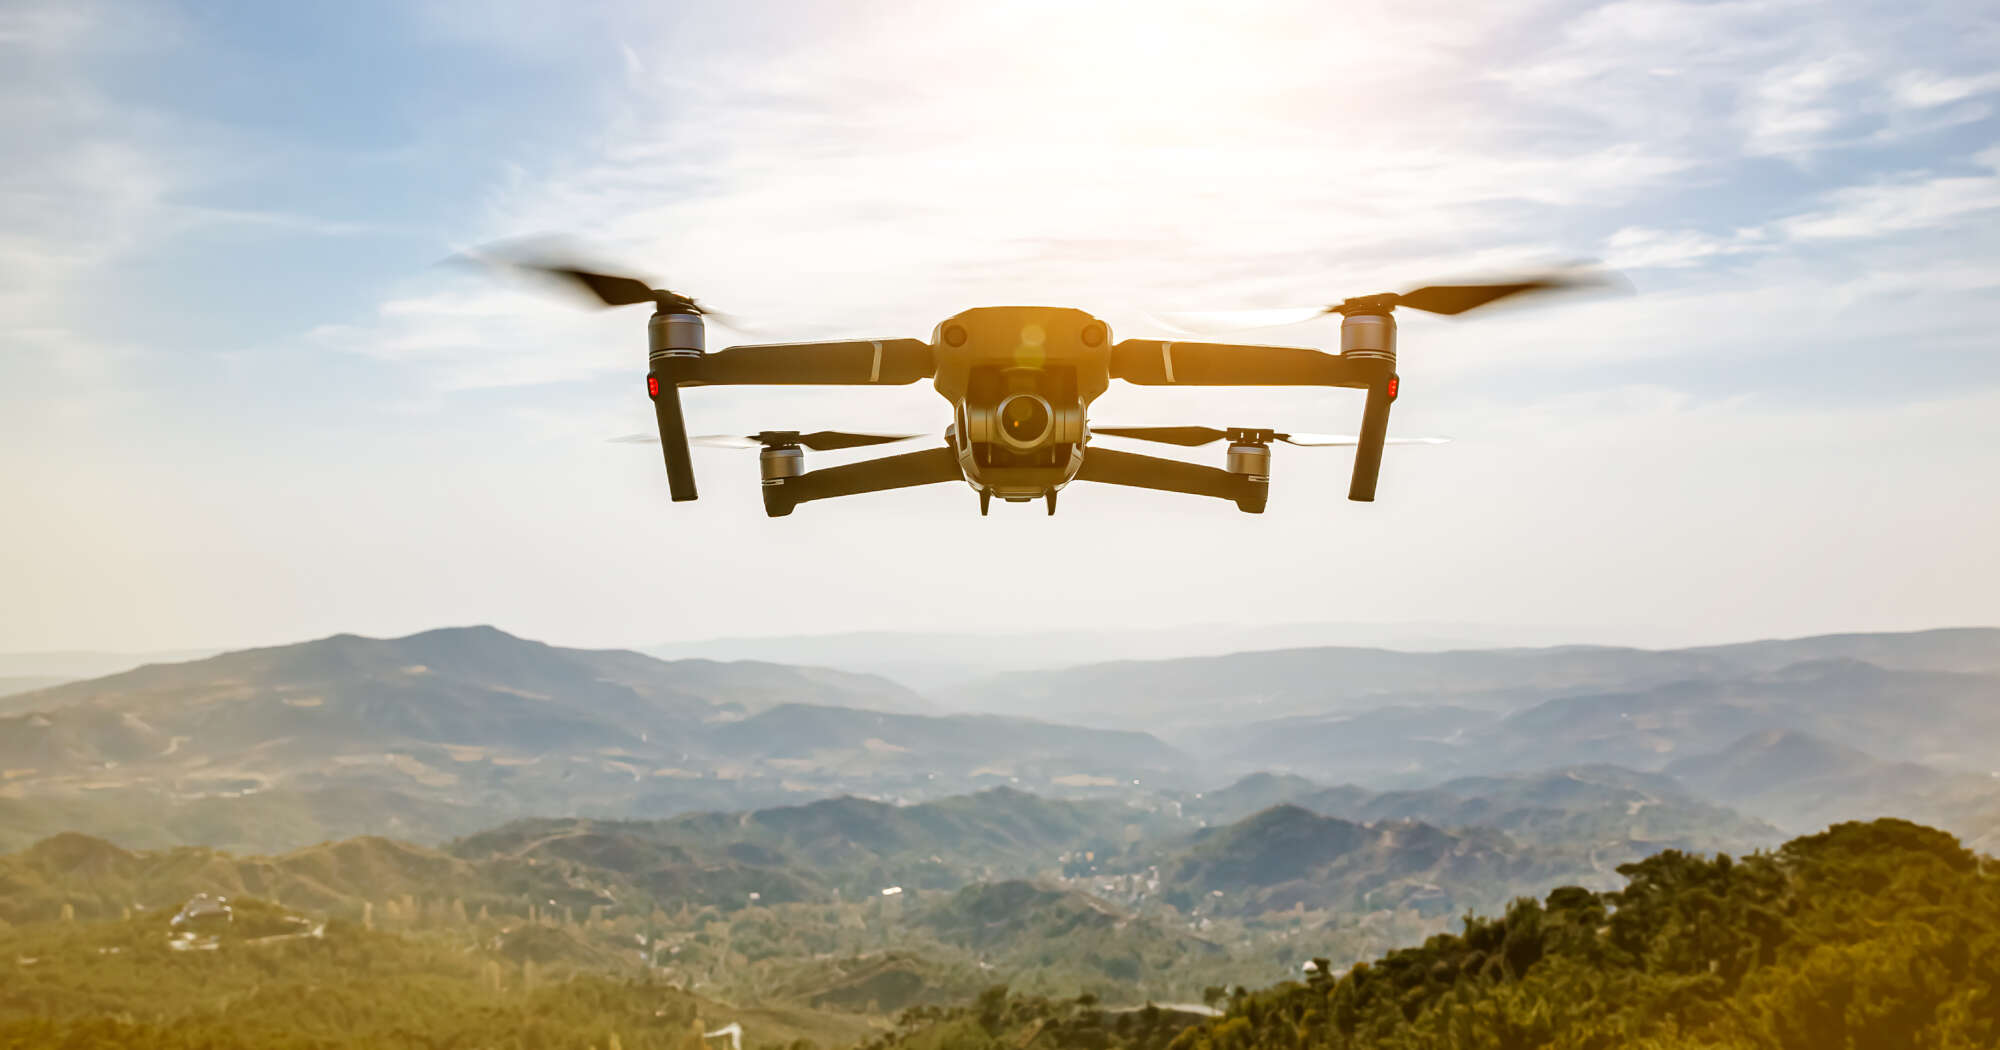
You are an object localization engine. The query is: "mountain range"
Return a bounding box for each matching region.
[0,783,1606,939]
[1066,630,2000,784]
[643,621,1704,692]
[3,621,1995,1048]
[1181,764,1781,855]
[0,627,1187,852]
[1,622,1995,859]
[957,626,2000,736]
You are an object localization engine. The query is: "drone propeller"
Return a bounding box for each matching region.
[613,430,926,451]
[1153,266,1619,336]
[454,239,759,331]
[1090,425,1450,448]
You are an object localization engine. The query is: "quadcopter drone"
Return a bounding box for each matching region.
[494,250,1601,517]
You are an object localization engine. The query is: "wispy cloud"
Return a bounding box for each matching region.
[0,2,189,421]
[313,0,2000,423]
[3,0,1998,651]
[1892,70,2000,109]
[1780,147,2000,240]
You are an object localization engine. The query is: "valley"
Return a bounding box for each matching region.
[1,623,1997,1046]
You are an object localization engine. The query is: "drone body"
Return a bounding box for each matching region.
[488,247,1602,517]
[645,301,1400,517]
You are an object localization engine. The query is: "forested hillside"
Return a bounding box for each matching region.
[5,818,1994,1047]
[0,897,876,1050]
[874,819,2000,1050]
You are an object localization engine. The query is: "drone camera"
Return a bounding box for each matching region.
[996,393,1054,450]
[959,364,1083,461]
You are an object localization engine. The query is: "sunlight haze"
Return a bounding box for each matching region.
[3,0,1997,652]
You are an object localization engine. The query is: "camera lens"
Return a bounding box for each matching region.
[997,394,1052,448]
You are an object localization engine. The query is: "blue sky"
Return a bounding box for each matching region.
[3,0,1997,652]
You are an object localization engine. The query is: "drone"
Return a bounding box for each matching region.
[489,248,1604,517]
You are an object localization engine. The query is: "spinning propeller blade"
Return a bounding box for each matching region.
[455,238,758,330]
[618,431,926,451]
[536,265,658,307]
[1152,265,1620,334]
[1392,273,1605,316]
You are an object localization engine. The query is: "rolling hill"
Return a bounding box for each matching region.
[914,879,1226,982]
[0,627,1193,852]
[1184,766,1781,859]
[0,889,883,1050]
[876,819,2000,1050]
[451,787,1181,899]
[1160,805,1592,917]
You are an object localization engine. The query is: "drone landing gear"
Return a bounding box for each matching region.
[974,489,1056,515]
[1045,491,1057,516]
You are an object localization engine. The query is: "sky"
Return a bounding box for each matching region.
[2,0,1997,654]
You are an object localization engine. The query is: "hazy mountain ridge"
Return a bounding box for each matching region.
[0,627,1192,853]
[0,676,69,702]
[1116,633,2000,788]
[646,622,1669,692]
[1185,765,1782,858]
[6,624,929,729]
[1666,729,2000,847]
[0,829,536,925]
[4,622,1994,864]
[0,784,509,856]
[960,627,2000,742]
[953,644,1740,732]
[1488,657,2000,772]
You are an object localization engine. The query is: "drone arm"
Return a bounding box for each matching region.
[670,339,935,386]
[1074,446,1262,511]
[1109,337,1401,502]
[770,446,964,515]
[1107,339,1369,387]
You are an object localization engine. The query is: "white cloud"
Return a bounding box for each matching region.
[1781,147,2000,240]
[325,1,2000,408]
[1494,0,2000,160]
[0,0,380,429]
[0,3,188,424]
[0,3,97,51]
[1892,70,2000,109]
[1741,53,1869,157]
[1601,225,1770,269]
[327,0,1717,394]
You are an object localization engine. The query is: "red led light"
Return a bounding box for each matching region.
[1385,376,1399,400]
[646,375,660,398]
